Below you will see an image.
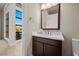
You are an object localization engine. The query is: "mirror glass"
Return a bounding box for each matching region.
[6,12,9,38]
[41,4,60,30]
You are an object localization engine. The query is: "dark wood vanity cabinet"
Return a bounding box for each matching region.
[32,36,62,56]
[33,41,43,56]
[44,44,61,56]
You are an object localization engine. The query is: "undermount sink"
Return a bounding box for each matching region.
[32,31,64,41]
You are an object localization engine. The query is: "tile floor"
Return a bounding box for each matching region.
[0,40,22,56]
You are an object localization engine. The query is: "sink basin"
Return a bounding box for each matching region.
[32,31,64,41]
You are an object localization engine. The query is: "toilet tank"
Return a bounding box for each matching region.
[72,38,79,56]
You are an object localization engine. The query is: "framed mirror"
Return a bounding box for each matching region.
[41,4,60,30]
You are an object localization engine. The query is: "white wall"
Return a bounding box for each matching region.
[1,9,4,39]
[61,3,79,55]
[22,4,29,55]
[23,4,41,55]
[0,10,2,40]
[23,3,79,56]
[0,9,4,40]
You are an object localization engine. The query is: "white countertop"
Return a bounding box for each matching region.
[32,32,64,41]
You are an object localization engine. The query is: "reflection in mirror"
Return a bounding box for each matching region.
[6,12,9,38]
[41,4,60,30]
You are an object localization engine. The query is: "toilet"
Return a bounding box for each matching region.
[72,38,79,56]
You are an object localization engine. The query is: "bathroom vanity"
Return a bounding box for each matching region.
[32,4,63,56]
[32,32,64,56]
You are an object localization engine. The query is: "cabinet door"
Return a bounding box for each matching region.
[44,44,62,56]
[33,41,44,56]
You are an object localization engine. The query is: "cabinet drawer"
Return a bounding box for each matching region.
[33,36,62,47]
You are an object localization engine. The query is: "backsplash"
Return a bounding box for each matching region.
[36,29,62,35]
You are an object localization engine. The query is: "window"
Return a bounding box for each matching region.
[16,10,22,25]
[16,10,22,40]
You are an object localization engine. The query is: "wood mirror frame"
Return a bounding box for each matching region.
[41,4,60,30]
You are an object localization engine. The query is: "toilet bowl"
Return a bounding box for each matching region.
[72,38,79,56]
